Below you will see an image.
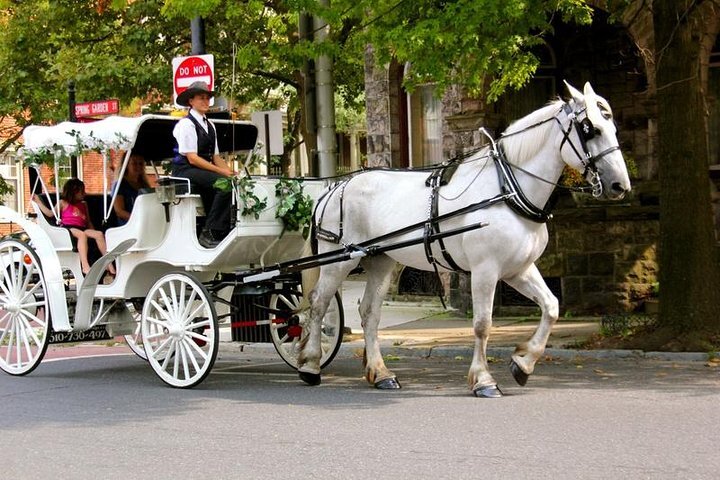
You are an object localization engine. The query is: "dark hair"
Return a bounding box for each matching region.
[61,178,85,202]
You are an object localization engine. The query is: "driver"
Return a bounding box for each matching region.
[172,81,234,248]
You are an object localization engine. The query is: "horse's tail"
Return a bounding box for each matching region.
[299,234,319,311]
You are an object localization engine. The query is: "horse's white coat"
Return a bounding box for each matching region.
[297,83,631,394]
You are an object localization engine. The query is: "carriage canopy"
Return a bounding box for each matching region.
[22,114,259,161]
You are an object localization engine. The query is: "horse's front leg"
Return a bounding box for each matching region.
[296,289,330,385]
[467,273,503,398]
[297,264,353,385]
[504,264,559,386]
[359,255,400,389]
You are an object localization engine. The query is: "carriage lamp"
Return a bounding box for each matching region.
[155,178,176,222]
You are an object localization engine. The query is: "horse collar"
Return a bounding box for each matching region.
[492,146,552,223]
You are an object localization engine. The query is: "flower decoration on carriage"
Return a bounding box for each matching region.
[213,175,314,237]
[275,178,314,239]
[19,130,131,168]
[214,175,268,219]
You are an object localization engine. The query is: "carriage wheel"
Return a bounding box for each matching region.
[0,239,51,376]
[268,288,344,370]
[141,273,218,388]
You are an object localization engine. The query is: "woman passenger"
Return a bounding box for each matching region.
[113,153,150,226]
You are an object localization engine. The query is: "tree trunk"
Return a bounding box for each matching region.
[653,0,720,343]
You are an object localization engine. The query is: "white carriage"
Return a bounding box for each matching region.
[0,115,344,388]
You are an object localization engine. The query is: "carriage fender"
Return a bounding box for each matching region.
[0,206,72,332]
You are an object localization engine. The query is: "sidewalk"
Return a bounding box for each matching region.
[241,280,712,362]
[340,279,600,349]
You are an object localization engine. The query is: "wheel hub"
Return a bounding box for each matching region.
[4,302,21,314]
[166,321,185,340]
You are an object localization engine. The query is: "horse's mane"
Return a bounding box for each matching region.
[498,99,563,166]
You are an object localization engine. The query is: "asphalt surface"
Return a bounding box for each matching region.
[2,348,719,479]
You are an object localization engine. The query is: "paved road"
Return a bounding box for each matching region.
[1,347,718,479]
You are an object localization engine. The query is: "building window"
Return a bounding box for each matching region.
[408,85,443,167]
[404,60,443,168]
[0,152,22,214]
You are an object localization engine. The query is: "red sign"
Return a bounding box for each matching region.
[75,99,119,118]
[172,54,215,107]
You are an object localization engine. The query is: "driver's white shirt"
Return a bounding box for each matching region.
[173,108,220,155]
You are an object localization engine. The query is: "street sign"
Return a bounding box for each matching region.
[172,54,214,107]
[74,99,119,118]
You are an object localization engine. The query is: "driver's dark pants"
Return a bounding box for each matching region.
[172,164,232,235]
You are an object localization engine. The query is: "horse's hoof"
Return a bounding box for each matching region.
[374,377,402,390]
[473,384,503,398]
[510,360,529,386]
[299,371,321,386]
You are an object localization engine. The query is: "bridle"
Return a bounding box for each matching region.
[556,103,621,198]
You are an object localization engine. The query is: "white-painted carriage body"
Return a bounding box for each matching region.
[13,114,328,332]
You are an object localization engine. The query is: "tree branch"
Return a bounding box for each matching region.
[656,0,699,65]
[251,70,299,90]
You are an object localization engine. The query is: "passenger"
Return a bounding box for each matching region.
[172,81,234,248]
[33,179,115,276]
[113,153,150,226]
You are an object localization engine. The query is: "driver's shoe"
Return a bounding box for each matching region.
[198,229,221,249]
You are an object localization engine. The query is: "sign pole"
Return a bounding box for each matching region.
[264,113,272,171]
[191,17,206,55]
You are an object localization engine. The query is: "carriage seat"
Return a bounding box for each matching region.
[30,201,74,251]
[105,192,168,252]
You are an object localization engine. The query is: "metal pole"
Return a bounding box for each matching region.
[264,113,272,172]
[314,1,337,178]
[299,13,317,176]
[68,80,78,178]
[191,17,206,55]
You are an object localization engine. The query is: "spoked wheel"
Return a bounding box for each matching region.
[141,273,218,388]
[0,239,51,376]
[268,288,344,370]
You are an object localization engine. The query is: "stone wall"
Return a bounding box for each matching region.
[539,197,659,314]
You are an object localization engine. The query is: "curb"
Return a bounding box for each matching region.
[232,341,712,362]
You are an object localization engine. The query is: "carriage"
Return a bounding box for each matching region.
[0,114,344,388]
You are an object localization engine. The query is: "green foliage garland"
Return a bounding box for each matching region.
[275,179,314,239]
[214,176,268,220]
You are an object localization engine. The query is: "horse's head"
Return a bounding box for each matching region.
[562,81,631,200]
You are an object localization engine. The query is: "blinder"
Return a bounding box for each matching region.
[579,117,597,141]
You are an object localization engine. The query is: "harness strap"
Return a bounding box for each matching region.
[424,173,470,273]
[492,146,552,223]
[315,179,349,243]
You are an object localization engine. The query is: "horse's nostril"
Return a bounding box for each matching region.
[611,182,625,193]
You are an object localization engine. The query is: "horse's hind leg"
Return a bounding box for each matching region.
[504,264,559,386]
[359,255,399,389]
[467,272,503,398]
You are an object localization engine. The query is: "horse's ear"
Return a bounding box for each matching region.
[582,82,597,99]
[583,82,604,125]
[563,80,583,105]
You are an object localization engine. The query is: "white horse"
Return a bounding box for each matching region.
[297,82,631,397]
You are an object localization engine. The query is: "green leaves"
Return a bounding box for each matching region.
[214,176,313,236]
[214,175,268,220]
[274,178,313,238]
